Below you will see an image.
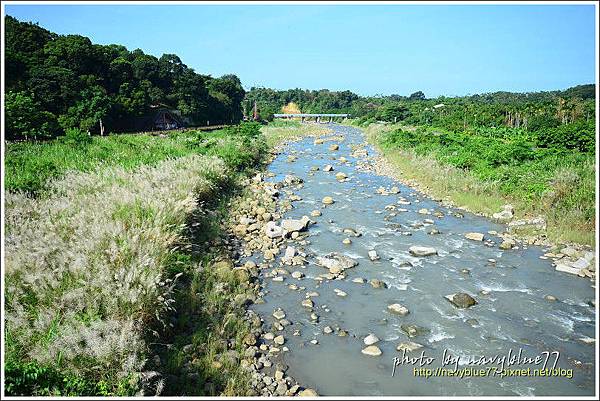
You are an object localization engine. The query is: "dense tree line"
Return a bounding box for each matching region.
[245,84,595,152]
[4,16,245,140]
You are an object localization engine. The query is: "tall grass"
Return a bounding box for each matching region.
[4,155,230,393]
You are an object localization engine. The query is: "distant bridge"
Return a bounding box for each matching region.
[273,113,350,123]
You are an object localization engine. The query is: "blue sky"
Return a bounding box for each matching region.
[4,3,597,97]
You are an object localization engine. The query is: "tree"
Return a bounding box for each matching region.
[409,91,426,100]
[58,87,113,135]
[5,91,58,140]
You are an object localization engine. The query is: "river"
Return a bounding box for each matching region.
[249,124,595,396]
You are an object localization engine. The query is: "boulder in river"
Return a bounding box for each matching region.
[272,310,286,320]
[301,299,314,308]
[265,221,285,238]
[316,253,358,274]
[323,164,334,172]
[369,279,388,289]
[281,216,310,232]
[283,174,304,186]
[298,389,318,397]
[361,345,382,356]
[465,232,485,241]
[329,144,339,151]
[499,239,515,250]
[387,303,410,316]
[445,293,478,308]
[409,246,437,256]
[396,341,423,352]
[401,324,430,338]
[322,196,335,205]
[335,172,348,181]
[363,333,380,345]
[368,250,380,261]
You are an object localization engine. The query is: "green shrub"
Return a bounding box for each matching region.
[536,120,595,152]
[60,127,92,146]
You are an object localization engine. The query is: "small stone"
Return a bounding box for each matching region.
[352,277,366,284]
[334,288,347,297]
[291,271,304,279]
[274,335,285,345]
[329,144,339,151]
[368,250,380,261]
[545,295,558,302]
[272,310,286,320]
[342,238,352,245]
[323,326,333,334]
[301,299,314,308]
[323,164,334,172]
[310,210,322,217]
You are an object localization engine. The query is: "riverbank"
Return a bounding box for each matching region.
[350,122,596,250]
[3,122,330,396]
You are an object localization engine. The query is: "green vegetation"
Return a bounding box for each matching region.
[362,123,595,246]
[5,122,265,194]
[245,84,595,131]
[4,124,267,396]
[5,15,245,140]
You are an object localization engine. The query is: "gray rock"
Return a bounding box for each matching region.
[361,345,382,356]
[465,232,485,241]
[281,216,310,232]
[445,293,478,308]
[409,246,437,256]
[368,250,380,261]
[363,333,380,345]
[396,341,423,352]
[401,324,430,338]
[387,303,410,316]
[265,221,284,238]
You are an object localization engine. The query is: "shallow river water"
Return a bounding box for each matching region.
[250,124,595,396]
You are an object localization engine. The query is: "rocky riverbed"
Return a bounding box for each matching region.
[231,124,596,396]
